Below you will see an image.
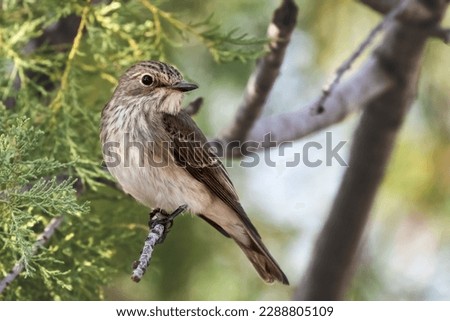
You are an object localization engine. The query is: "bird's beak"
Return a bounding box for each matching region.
[170,81,198,92]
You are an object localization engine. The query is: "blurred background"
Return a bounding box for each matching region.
[1,0,449,300]
[100,0,450,300]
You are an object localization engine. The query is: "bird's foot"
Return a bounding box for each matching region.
[148,204,188,244]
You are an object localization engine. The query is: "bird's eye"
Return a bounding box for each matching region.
[141,74,154,86]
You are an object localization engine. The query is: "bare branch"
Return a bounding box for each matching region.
[184,97,204,116]
[131,205,186,282]
[360,0,402,13]
[0,217,64,294]
[131,224,165,282]
[430,26,450,43]
[311,0,408,115]
[360,0,437,23]
[218,0,298,144]
[244,0,447,150]
[246,56,394,145]
[295,0,448,300]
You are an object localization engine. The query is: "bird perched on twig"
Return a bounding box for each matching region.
[100,60,288,285]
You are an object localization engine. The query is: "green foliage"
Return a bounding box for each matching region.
[0,107,103,299]
[0,0,266,300]
[1,0,265,184]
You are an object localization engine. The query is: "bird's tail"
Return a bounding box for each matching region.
[231,226,289,285]
[201,202,289,285]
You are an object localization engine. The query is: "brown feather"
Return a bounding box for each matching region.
[162,111,288,285]
[162,111,260,237]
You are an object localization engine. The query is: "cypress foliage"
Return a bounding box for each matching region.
[0,0,264,300]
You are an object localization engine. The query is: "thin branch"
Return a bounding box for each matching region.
[240,0,447,151]
[294,0,448,300]
[311,0,408,115]
[430,26,450,43]
[131,205,186,282]
[245,55,394,148]
[184,97,204,116]
[49,1,91,114]
[218,0,298,144]
[2,14,81,110]
[0,217,64,294]
[131,224,165,282]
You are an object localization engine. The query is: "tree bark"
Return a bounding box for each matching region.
[294,0,448,300]
[217,0,298,151]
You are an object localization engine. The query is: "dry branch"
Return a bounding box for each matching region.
[311,1,407,115]
[185,97,204,116]
[131,224,165,282]
[430,27,450,43]
[0,217,63,294]
[295,0,448,300]
[246,56,394,146]
[131,205,186,282]
[360,0,437,23]
[218,0,298,146]
[243,0,448,152]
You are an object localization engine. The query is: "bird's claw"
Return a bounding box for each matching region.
[148,205,188,244]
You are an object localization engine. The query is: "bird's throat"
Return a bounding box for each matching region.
[160,91,183,115]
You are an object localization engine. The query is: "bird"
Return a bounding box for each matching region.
[100,60,288,285]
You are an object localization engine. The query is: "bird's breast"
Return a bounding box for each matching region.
[102,124,212,213]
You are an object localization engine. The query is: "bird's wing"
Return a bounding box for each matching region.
[162,110,260,238]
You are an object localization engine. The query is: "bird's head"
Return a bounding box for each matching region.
[115,60,198,114]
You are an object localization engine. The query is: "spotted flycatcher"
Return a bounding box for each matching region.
[100,61,288,284]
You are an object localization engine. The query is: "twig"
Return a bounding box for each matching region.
[0,217,64,294]
[218,0,298,145]
[131,205,187,282]
[49,1,91,115]
[311,0,408,115]
[184,97,204,116]
[131,224,164,282]
[430,27,450,43]
[294,0,448,300]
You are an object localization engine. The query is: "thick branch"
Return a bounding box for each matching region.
[245,0,449,151]
[247,56,394,145]
[0,217,63,294]
[295,0,447,300]
[360,0,403,13]
[218,0,298,144]
[430,26,450,42]
[311,1,407,115]
[360,0,437,24]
